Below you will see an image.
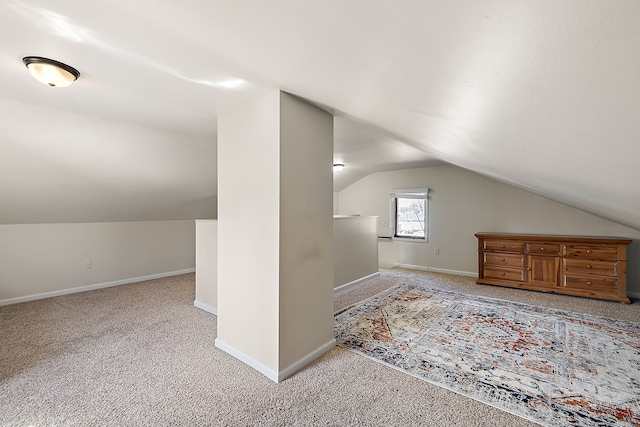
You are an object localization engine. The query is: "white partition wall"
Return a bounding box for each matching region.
[216,91,335,382]
[194,220,217,315]
[334,216,379,288]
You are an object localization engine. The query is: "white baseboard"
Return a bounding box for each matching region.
[215,337,336,383]
[334,272,380,292]
[215,338,279,382]
[396,263,478,278]
[0,269,196,307]
[277,338,336,382]
[194,300,217,315]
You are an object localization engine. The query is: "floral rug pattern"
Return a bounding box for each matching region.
[334,284,640,427]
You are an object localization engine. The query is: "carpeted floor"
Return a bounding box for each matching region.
[1,269,638,426]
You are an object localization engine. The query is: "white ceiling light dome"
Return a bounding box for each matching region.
[22,56,80,88]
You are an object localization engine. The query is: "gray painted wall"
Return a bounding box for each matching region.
[0,220,196,304]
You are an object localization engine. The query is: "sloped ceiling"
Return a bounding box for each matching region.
[1,1,639,229]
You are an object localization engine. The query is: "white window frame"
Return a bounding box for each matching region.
[390,189,429,242]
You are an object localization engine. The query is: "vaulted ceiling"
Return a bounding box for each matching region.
[1,1,639,229]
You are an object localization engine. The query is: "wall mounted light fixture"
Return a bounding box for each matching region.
[23,56,80,87]
[333,163,345,172]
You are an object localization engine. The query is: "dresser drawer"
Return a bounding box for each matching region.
[476,233,631,303]
[484,266,524,282]
[563,245,618,260]
[563,259,617,276]
[484,240,524,253]
[564,275,617,293]
[526,243,560,255]
[484,253,524,268]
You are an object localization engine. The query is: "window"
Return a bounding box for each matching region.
[391,189,429,241]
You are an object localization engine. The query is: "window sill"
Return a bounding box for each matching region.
[397,238,429,244]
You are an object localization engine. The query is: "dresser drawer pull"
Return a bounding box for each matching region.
[540,247,545,251]
[500,272,506,276]
[500,245,505,248]
[586,265,592,269]
[501,258,506,262]
[586,281,592,285]
[586,249,592,254]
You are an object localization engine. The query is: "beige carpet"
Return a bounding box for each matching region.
[1,269,638,426]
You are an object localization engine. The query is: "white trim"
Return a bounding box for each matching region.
[194,300,217,315]
[215,338,279,382]
[0,269,195,307]
[392,237,429,244]
[215,338,336,383]
[277,339,336,382]
[396,263,477,278]
[389,188,430,197]
[334,272,380,292]
[389,188,430,242]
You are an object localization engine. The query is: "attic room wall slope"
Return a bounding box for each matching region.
[336,165,640,296]
[0,220,196,305]
[466,171,640,235]
[482,173,640,234]
[0,99,216,224]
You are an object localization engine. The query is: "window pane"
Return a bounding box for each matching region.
[395,197,425,238]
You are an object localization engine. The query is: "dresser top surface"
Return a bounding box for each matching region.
[475,233,632,245]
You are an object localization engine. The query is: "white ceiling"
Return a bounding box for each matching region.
[1,1,639,230]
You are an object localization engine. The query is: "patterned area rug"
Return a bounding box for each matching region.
[334,284,640,427]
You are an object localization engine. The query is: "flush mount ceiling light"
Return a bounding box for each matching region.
[22,56,80,87]
[333,163,345,172]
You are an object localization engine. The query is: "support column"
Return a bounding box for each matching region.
[215,91,335,382]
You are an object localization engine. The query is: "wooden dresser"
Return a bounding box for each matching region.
[475,233,632,303]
